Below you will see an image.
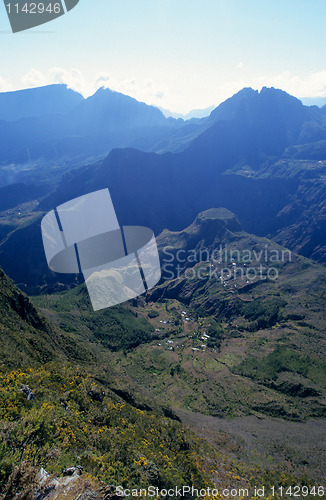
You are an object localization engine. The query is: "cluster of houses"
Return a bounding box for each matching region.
[153,309,214,354]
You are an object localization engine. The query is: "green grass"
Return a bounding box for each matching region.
[0,364,214,491]
[33,285,154,352]
[2,205,326,493]
[235,346,326,388]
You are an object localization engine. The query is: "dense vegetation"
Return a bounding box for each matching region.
[1,203,326,495]
[0,364,213,493]
[0,270,218,496]
[235,346,326,388]
[240,298,287,330]
[34,285,155,352]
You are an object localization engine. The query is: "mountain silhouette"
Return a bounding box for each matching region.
[1,86,326,288]
[0,84,181,173]
[0,84,83,122]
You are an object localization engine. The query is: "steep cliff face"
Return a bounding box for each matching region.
[0,267,83,366]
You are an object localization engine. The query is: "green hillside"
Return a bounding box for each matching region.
[0,267,89,368]
[0,268,220,497]
[28,209,326,490]
[0,209,325,496]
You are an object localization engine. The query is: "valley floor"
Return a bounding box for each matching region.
[176,410,326,484]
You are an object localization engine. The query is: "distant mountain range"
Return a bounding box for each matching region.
[0,84,183,186]
[40,87,326,259]
[300,96,326,107]
[1,85,326,290]
[159,104,216,120]
[1,84,326,186]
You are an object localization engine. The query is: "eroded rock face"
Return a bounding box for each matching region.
[34,467,83,499]
[32,468,124,499]
[0,465,123,500]
[62,466,84,476]
[21,384,35,401]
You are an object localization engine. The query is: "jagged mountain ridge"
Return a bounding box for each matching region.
[3,84,326,185]
[156,86,326,154]
[0,84,182,185]
[1,87,326,290]
[38,88,326,263]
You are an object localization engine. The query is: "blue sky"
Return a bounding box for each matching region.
[0,0,326,113]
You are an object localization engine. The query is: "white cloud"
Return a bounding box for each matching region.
[203,70,326,112]
[271,70,326,98]
[94,75,167,107]
[19,68,167,106]
[21,69,48,88]
[243,70,326,99]
[95,72,111,87]
[21,67,89,95]
[0,76,12,92]
[49,67,86,94]
[9,67,326,113]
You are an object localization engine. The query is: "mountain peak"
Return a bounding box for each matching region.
[0,84,84,122]
[189,208,242,235]
[78,86,167,121]
[209,87,257,121]
[194,207,240,223]
[210,86,304,123]
[259,86,303,106]
[158,208,242,255]
[233,87,258,98]
[88,86,155,109]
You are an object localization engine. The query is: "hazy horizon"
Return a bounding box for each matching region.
[1,0,326,113]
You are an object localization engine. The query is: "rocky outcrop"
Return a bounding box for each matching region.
[21,385,35,401]
[32,468,124,500]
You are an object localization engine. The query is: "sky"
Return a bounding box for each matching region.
[0,0,326,114]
